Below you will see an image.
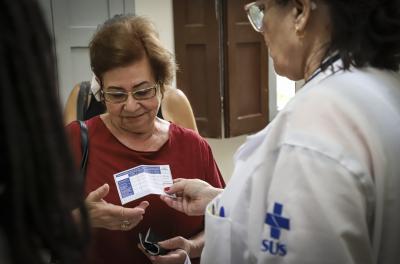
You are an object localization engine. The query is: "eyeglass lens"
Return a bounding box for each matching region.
[247,3,264,32]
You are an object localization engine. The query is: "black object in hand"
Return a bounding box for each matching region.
[139,228,171,256]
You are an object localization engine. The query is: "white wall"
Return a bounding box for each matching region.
[135,0,174,54]
[206,136,246,182]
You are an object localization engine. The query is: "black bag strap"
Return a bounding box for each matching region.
[77,81,91,120]
[78,120,89,177]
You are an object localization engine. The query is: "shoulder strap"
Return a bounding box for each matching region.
[157,105,163,119]
[78,120,89,177]
[77,81,91,120]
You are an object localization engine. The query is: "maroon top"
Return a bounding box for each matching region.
[66,116,225,264]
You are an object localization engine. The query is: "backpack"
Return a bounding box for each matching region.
[76,81,106,121]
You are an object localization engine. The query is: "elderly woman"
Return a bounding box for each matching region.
[66,15,225,264]
[160,0,400,263]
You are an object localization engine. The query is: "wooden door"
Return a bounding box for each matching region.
[173,0,222,138]
[225,0,268,137]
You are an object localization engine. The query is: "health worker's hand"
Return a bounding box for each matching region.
[86,183,149,231]
[160,178,222,216]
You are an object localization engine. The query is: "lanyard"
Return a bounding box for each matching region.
[304,53,341,85]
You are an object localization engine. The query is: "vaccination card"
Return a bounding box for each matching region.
[114,165,173,205]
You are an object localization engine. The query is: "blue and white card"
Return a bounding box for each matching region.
[114,165,173,205]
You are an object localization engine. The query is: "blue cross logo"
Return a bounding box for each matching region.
[265,203,290,240]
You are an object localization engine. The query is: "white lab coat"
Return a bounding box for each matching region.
[201,60,400,264]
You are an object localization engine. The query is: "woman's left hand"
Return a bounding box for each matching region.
[138,236,193,264]
[85,184,149,230]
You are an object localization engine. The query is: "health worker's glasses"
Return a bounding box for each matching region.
[101,83,159,104]
[244,1,317,33]
[244,2,265,33]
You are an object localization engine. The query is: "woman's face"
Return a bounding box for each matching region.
[102,56,161,134]
[260,0,306,80]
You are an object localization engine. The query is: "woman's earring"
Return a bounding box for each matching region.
[295,25,304,38]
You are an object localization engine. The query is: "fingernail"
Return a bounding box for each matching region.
[164,187,170,192]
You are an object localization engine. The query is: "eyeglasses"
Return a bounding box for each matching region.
[244,2,265,32]
[244,1,317,33]
[101,83,159,103]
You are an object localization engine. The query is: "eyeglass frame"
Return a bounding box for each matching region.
[244,1,318,33]
[100,83,160,104]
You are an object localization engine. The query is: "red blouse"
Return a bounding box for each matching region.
[66,116,225,264]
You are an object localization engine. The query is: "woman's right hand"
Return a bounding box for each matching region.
[85,184,149,231]
[160,178,223,216]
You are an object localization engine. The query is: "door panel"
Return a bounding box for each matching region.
[235,42,262,116]
[186,44,208,122]
[52,0,134,106]
[225,0,268,137]
[173,0,222,138]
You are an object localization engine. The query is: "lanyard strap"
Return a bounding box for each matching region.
[304,53,341,85]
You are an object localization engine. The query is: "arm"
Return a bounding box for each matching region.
[71,184,149,231]
[162,88,198,132]
[161,136,225,216]
[161,178,223,216]
[63,83,80,125]
[85,184,149,230]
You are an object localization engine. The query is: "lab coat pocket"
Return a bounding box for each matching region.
[201,202,232,264]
